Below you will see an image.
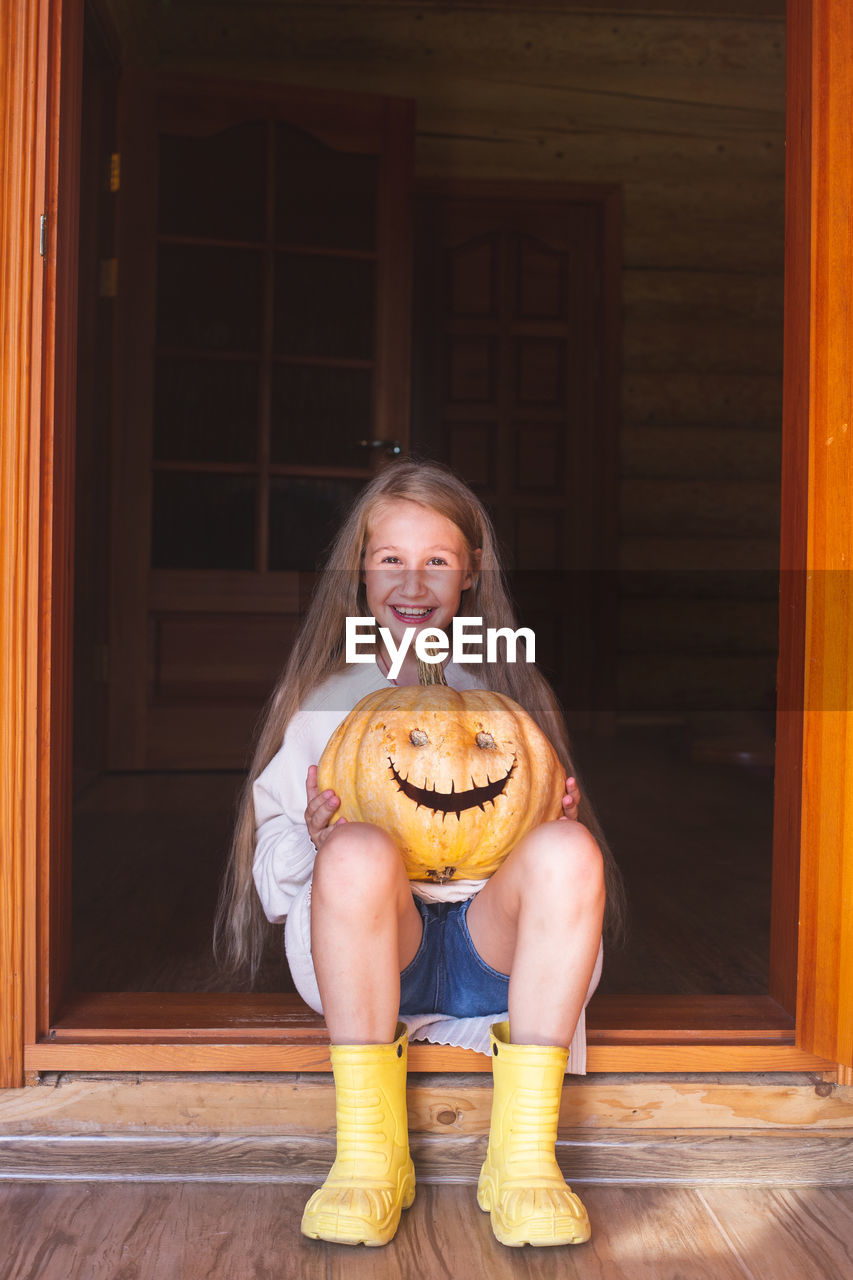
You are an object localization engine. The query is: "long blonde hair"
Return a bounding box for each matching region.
[215,460,625,980]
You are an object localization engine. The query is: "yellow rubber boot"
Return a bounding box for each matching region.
[301,1022,415,1247]
[477,1020,591,1247]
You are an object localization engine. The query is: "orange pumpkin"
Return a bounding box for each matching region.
[317,661,565,882]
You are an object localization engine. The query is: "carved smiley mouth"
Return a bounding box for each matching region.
[388,756,516,820]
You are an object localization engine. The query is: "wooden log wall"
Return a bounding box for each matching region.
[111,0,787,725]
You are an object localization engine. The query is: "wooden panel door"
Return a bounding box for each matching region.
[414,183,620,729]
[109,75,413,769]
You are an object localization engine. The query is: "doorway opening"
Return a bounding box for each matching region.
[67,1,789,1055]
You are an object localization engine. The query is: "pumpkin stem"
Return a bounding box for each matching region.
[417,657,448,686]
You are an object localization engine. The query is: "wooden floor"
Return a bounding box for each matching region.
[3,1180,852,1279]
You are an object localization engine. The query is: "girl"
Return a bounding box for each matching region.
[216,461,622,1249]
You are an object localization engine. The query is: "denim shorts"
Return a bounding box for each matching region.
[398,896,510,1018]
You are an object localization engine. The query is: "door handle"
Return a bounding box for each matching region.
[358,439,402,457]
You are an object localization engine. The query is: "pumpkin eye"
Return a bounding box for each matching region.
[410,729,429,747]
[476,732,496,749]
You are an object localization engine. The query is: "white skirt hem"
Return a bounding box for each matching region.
[283,876,602,1074]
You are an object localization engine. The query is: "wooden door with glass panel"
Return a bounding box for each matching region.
[109,77,413,769]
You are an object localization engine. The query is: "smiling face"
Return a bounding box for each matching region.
[362,500,476,680]
[317,684,565,882]
[388,741,515,817]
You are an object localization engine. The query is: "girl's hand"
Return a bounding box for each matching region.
[560,776,581,821]
[305,764,346,850]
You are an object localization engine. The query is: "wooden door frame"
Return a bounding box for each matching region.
[788,0,853,1075]
[2,0,851,1087]
[1,0,82,1088]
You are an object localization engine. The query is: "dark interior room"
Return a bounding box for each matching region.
[71,0,784,1004]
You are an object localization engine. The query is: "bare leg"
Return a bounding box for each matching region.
[310,822,423,1045]
[465,819,605,1047]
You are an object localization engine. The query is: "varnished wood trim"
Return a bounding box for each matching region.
[769,0,812,1018]
[23,1041,835,1074]
[0,0,45,1092]
[793,0,853,1070]
[31,992,830,1073]
[42,0,83,1048]
[0,0,83,1088]
[41,1026,798,1045]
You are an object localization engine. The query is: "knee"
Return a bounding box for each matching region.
[312,822,404,912]
[514,821,605,908]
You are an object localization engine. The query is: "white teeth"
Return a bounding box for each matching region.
[394,607,433,616]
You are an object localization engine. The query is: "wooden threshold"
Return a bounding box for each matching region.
[5,1130,853,1187]
[23,992,835,1075]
